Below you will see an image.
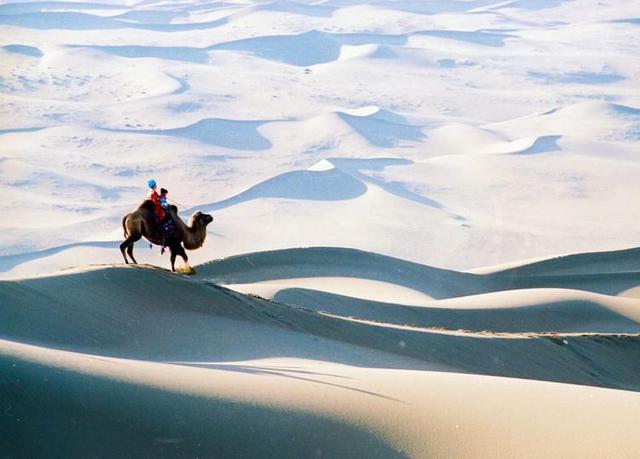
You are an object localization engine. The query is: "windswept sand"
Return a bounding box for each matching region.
[2,247,640,456]
[2,0,640,456]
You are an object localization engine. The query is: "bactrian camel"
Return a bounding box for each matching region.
[120,200,213,272]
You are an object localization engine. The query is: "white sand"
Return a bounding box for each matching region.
[225,277,435,305]
[2,0,640,456]
[1,0,639,278]
[4,338,640,458]
[2,253,640,455]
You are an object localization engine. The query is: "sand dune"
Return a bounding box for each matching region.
[0,10,230,32]
[269,287,640,333]
[202,247,640,332]
[5,337,640,458]
[487,101,640,142]
[3,1,639,275]
[2,245,640,456]
[3,247,639,383]
[4,338,640,458]
[109,117,273,150]
[211,30,343,67]
[72,44,212,64]
[3,0,640,455]
[2,44,43,57]
[195,168,367,212]
[197,246,640,298]
[493,246,640,276]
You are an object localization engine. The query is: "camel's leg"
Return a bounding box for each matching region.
[169,246,178,272]
[127,236,141,264]
[169,245,191,273]
[120,235,141,265]
[177,245,190,271]
[119,240,130,264]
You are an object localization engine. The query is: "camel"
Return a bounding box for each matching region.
[120,200,213,272]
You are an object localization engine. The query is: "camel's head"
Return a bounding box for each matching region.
[190,211,214,228]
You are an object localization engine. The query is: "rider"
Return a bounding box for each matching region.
[159,188,170,211]
[147,179,166,221]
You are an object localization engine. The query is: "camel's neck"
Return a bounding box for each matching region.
[183,225,207,250]
[171,209,208,250]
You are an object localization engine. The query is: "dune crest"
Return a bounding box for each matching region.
[2,246,640,455]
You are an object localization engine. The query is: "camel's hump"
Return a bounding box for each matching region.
[138,199,155,212]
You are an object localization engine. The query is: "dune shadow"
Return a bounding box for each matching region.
[0,1,123,15]
[2,266,640,392]
[71,45,211,64]
[105,118,272,150]
[612,18,640,25]
[337,112,425,147]
[0,353,405,458]
[111,9,188,24]
[493,246,640,276]
[2,44,43,57]
[513,135,562,155]
[167,74,190,95]
[210,30,342,67]
[0,127,46,135]
[68,31,408,66]
[529,71,625,85]
[0,241,118,273]
[415,29,514,47]
[191,167,367,213]
[198,247,486,299]
[499,272,640,297]
[0,12,131,30]
[274,287,640,333]
[199,247,640,299]
[330,158,445,209]
[168,362,402,402]
[187,155,448,214]
[0,11,228,32]
[209,30,408,67]
[609,103,640,116]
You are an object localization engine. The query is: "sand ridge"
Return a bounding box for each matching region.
[2,245,640,456]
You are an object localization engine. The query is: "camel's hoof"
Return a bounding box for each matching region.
[175,265,196,275]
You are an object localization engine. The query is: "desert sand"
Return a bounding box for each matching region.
[2,0,640,456]
[2,247,640,456]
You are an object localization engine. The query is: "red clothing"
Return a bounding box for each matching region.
[149,190,166,220]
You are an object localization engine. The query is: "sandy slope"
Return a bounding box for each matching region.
[2,246,640,456]
[4,339,640,458]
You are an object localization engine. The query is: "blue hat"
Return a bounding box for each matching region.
[148,179,157,189]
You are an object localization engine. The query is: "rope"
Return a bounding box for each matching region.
[168,197,189,209]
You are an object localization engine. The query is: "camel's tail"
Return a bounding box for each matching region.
[122,215,129,239]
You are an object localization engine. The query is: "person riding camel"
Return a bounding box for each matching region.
[147,179,166,222]
[159,188,170,211]
[147,180,177,253]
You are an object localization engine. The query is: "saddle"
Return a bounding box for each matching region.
[140,199,177,237]
[158,215,177,237]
